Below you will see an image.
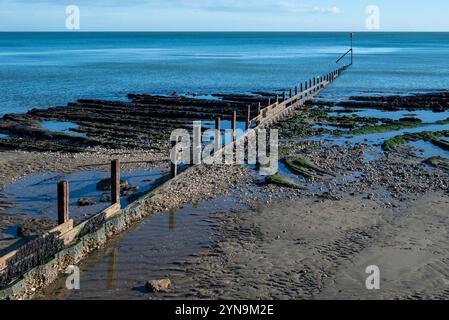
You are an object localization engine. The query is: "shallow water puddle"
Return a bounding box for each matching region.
[407,140,449,159]
[2,168,163,222]
[36,196,247,300]
[41,121,86,138]
[310,123,449,147]
[0,133,10,139]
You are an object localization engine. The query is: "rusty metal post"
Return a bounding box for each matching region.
[246,105,251,130]
[215,116,221,132]
[111,159,120,205]
[193,121,201,165]
[57,180,69,225]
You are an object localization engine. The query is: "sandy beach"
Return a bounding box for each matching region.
[162,192,449,300]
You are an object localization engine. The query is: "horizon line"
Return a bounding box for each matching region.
[1,30,449,33]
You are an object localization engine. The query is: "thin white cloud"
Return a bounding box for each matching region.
[3,0,341,15]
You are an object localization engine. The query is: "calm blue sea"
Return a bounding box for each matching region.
[1,32,449,115]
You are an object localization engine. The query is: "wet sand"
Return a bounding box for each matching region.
[164,192,449,300]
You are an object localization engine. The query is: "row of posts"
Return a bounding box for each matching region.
[55,66,347,225]
[170,66,346,178]
[57,159,121,226]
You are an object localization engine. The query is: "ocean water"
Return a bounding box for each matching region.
[1,32,449,115]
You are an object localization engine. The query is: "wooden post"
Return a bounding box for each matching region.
[215,116,221,132]
[305,82,308,96]
[282,92,286,101]
[57,181,69,225]
[268,98,271,106]
[170,140,178,178]
[300,83,303,98]
[289,88,292,99]
[276,95,279,104]
[246,105,251,130]
[215,116,221,155]
[193,121,201,165]
[111,159,120,205]
[257,102,261,116]
[295,86,298,96]
[232,111,237,142]
[313,78,316,92]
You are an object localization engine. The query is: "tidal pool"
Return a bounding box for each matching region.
[2,168,164,222]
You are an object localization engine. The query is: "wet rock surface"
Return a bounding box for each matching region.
[317,90,449,111]
[0,92,275,153]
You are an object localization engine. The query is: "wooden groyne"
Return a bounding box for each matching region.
[0,64,351,299]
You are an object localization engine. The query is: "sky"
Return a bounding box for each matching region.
[0,0,449,31]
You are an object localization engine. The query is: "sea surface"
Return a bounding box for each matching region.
[1,32,449,115]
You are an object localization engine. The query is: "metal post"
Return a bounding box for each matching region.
[295,86,298,96]
[232,111,237,142]
[57,181,69,225]
[193,121,201,165]
[300,83,303,98]
[350,32,353,65]
[111,159,120,205]
[246,105,251,130]
[257,102,261,116]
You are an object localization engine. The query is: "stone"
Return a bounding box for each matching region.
[145,279,172,292]
[96,178,128,191]
[100,193,111,203]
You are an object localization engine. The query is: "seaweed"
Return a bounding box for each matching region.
[265,174,301,189]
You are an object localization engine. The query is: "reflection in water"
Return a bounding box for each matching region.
[106,249,117,290]
[169,209,176,230]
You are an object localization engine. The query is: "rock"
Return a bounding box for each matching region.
[145,279,172,292]
[77,198,96,206]
[96,178,128,191]
[18,219,56,237]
